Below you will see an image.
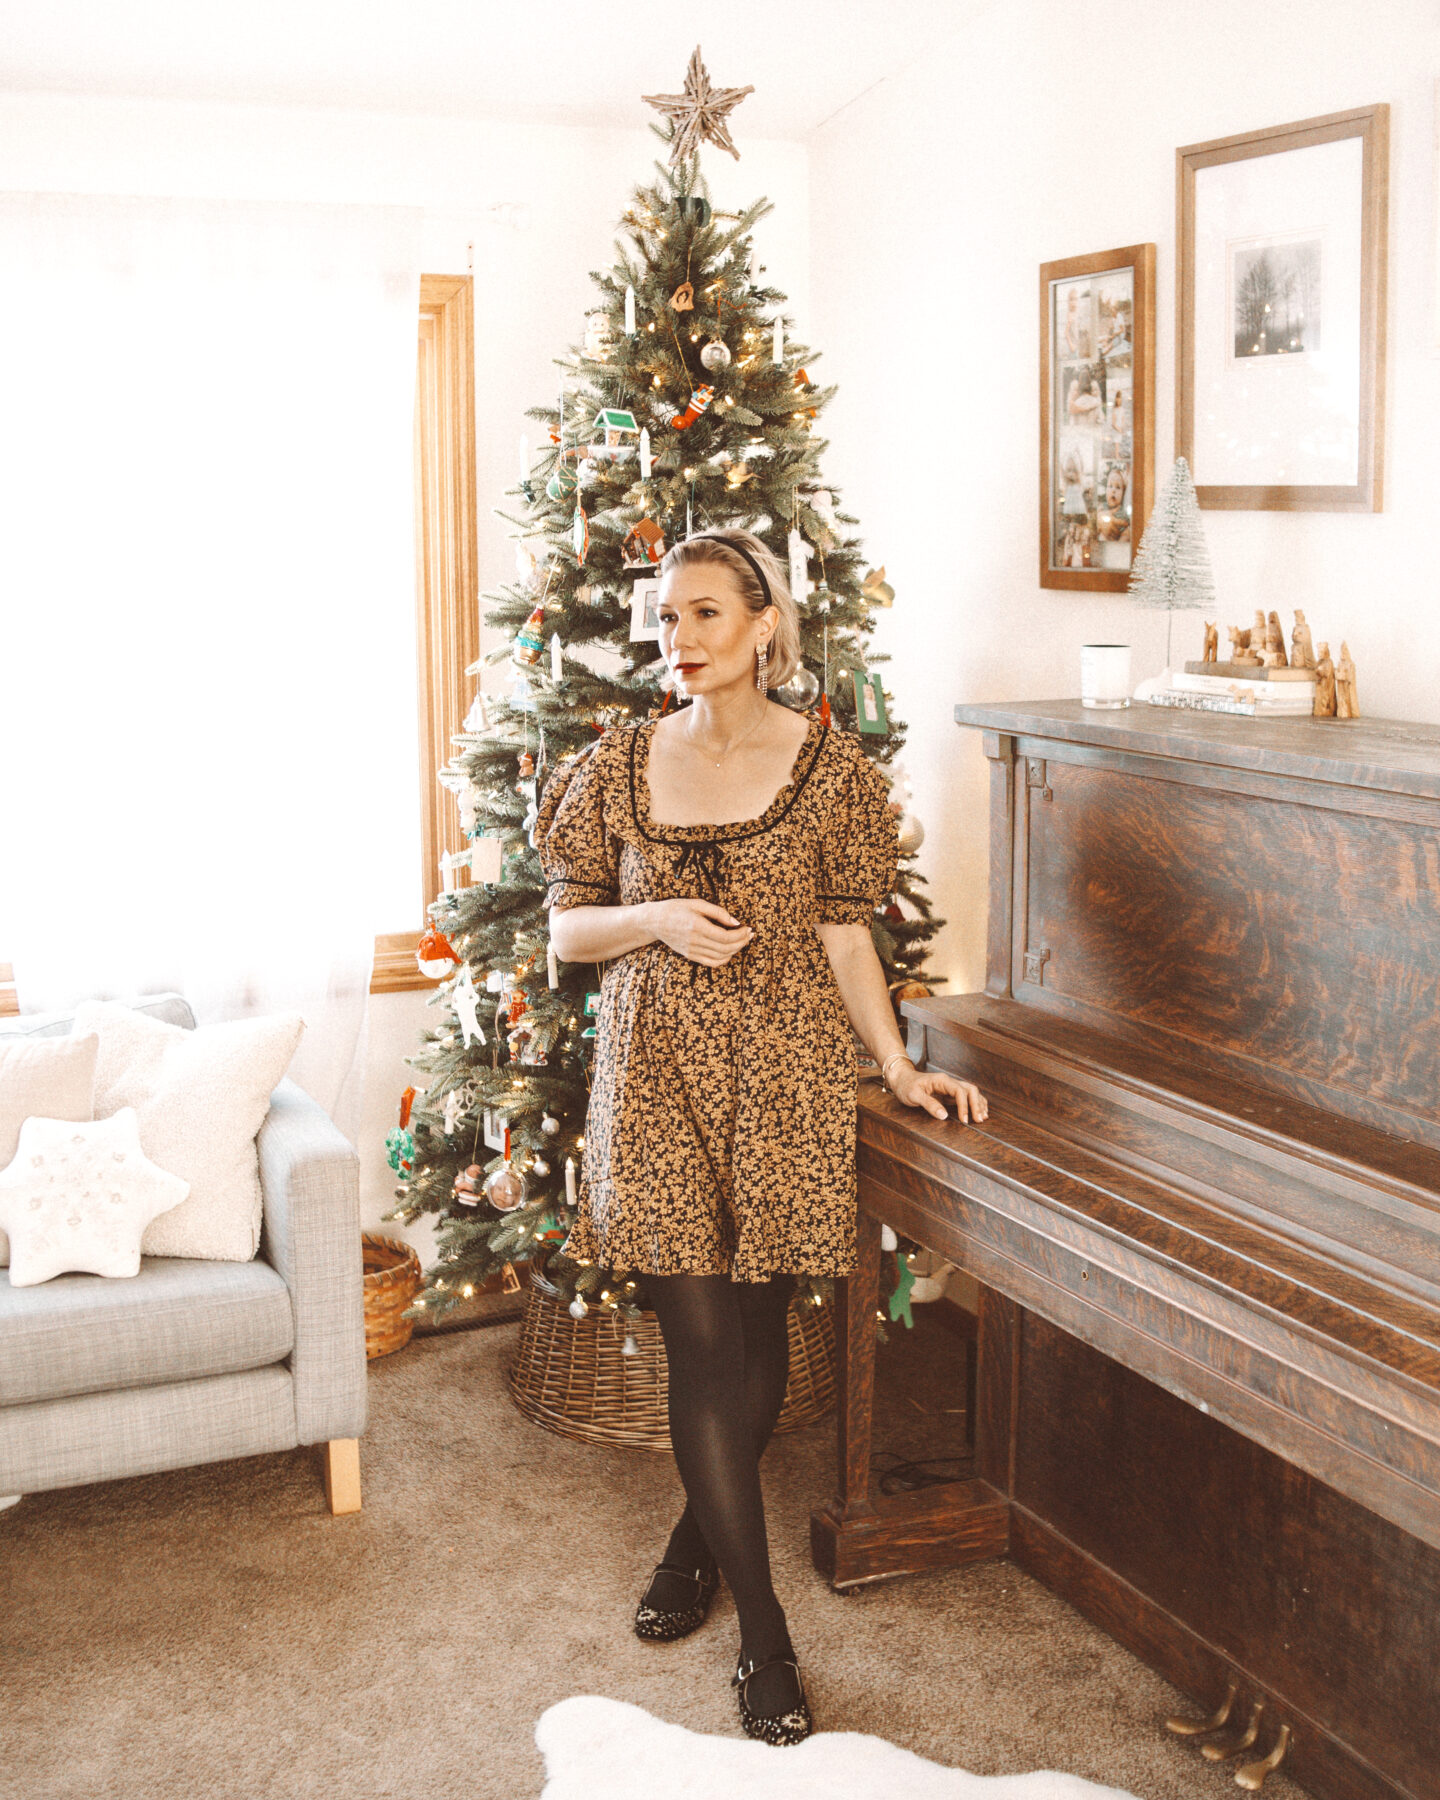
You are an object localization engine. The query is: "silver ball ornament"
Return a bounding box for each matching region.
[541,1114,560,1136]
[532,1156,550,1176]
[700,339,732,371]
[569,1295,589,1320]
[897,813,926,854]
[483,1163,529,1213]
[776,666,820,710]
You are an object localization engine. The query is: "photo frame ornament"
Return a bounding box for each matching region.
[629,578,662,643]
[852,671,889,735]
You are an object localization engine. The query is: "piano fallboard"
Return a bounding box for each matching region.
[886,995,1440,1554]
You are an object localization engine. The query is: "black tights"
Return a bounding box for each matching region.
[644,1270,797,1670]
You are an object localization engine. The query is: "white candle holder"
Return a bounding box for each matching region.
[1080,643,1132,710]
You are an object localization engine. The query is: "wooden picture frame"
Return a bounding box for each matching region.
[1039,244,1156,591]
[1177,105,1389,512]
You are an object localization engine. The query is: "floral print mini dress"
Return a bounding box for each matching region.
[534,713,899,1283]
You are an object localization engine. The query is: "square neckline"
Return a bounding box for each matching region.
[633,712,825,839]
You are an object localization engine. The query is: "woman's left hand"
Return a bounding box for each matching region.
[889,1065,989,1125]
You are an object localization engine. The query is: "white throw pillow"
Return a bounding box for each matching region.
[71,1002,305,1261]
[0,1032,99,1268]
[0,1109,189,1286]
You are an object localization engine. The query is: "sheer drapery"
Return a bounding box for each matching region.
[0,194,423,1137]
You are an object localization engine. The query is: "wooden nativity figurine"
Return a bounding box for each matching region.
[1202,621,1219,663]
[1291,609,1316,671]
[1336,642,1359,719]
[1229,625,1261,665]
[1313,643,1337,718]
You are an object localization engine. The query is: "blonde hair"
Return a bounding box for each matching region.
[658,529,802,689]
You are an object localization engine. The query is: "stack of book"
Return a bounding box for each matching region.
[1145,662,1316,718]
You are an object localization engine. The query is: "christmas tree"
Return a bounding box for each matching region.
[388,89,942,1331]
[1128,455,1217,673]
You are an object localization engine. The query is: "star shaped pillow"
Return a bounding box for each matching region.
[0,1109,189,1287]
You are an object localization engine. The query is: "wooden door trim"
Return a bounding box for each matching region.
[372,273,478,995]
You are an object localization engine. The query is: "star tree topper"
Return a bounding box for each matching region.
[643,47,754,165]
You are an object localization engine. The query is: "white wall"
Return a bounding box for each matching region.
[0,90,811,1253]
[809,0,1440,996]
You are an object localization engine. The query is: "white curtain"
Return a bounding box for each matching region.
[0,194,423,1138]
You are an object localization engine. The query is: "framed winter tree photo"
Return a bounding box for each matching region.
[1039,243,1156,590]
[1177,105,1389,511]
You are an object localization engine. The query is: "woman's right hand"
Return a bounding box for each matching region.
[648,898,754,967]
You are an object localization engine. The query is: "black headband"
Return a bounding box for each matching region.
[689,533,773,610]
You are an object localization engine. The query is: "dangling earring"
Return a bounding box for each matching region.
[755,641,769,695]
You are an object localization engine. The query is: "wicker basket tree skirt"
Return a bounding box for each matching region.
[509,1271,836,1452]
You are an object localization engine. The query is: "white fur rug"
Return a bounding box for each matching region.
[536,1696,1141,1800]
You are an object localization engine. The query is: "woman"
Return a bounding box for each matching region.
[535,529,987,1747]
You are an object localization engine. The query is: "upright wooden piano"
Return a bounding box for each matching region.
[813,701,1440,1800]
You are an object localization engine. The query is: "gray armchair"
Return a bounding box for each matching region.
[0,996,367,1514]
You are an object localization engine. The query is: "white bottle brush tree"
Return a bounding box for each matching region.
[387,123,944,1330]
[1128,455,1217,676]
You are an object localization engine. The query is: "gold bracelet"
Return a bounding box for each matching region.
[881,1052,913,1090]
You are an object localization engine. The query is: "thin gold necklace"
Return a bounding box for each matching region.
[683,702,770,769]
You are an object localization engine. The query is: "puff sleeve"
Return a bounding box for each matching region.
[534,743,622,912]
[816,744,901,925]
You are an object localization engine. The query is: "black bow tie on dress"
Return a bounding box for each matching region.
[672,839,726,899]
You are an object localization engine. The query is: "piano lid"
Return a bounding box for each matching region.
[954,699,1440,802]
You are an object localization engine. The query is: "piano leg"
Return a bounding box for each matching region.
[809,1206,1011,1589]
[975,1283,1020,1494]
[835,1200,882,1526]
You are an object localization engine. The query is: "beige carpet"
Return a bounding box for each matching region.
[0,1309,1305,1800]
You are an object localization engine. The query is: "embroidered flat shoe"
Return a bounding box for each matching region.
[732,1652,814,1746]
[633,1560,721,1642]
